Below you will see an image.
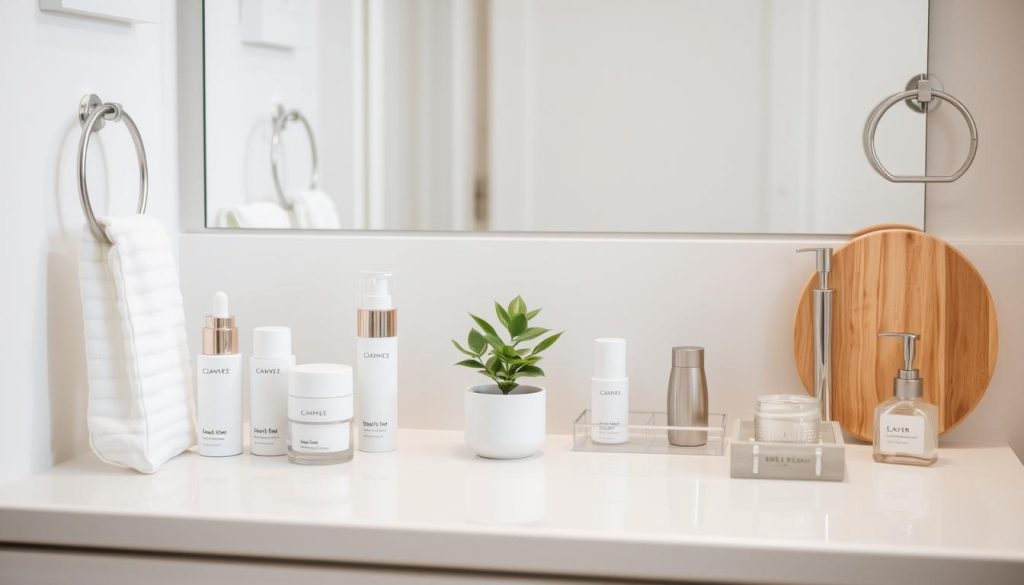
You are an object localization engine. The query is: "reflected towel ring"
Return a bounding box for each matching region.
[77,94,149,244]
[270,105,319,208]
[864,79,978,183]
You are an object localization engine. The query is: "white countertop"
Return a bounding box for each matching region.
[1,429,1023,584]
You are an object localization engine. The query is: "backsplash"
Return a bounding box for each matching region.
[179,233,1024,456]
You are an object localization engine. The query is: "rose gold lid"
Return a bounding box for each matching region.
[203,315,238,355]
[357,308,397,338]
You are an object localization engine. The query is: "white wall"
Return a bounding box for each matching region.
[0,0,180,483]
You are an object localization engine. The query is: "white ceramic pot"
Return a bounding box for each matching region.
[464,384,546,459]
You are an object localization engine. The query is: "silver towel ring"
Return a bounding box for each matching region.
[77,94,149,244]
[864,79,978,183]
[270,105,319,208]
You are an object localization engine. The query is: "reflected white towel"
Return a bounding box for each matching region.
[288,189,341,229]
[216,202,292,229]
[79,215,196,473]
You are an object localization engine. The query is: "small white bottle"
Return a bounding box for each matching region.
[197,291,242,457]
[356,271,398,452]
[249,326,295,456]
[591,338,629,444]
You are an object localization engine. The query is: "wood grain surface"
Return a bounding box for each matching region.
[793,228,998,441]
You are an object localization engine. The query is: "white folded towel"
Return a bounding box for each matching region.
[79,215,196,473]
[287,189,341,229]
[214,202,292,229]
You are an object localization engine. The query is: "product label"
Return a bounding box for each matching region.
[879,414,925,455]
[288,396,353,422]
[591,380,629,444]
[356,338,398,449]
[290,421,351,453]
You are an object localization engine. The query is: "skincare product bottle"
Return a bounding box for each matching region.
[197,291,242,457]
[873,332,938,466]
[591,338,629,444]
[289,363,354,465]
[250,326,295,456]
[667,346,708,446]
[356,271,398,452]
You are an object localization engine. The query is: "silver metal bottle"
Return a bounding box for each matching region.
[667,346,708,446]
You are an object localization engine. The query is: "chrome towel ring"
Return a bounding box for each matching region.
[864,78,978,183]
[270,104,319,208]
[77,93,149,244]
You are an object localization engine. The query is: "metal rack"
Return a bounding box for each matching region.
[76,94,148,244]
[864,77,978,183]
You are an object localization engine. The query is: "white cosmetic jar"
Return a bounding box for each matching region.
[754,394,821,443]
[288,363,354,465]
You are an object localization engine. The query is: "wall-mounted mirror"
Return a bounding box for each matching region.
[203,0,928,234]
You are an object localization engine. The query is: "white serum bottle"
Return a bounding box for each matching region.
[591,337,630,444]
[197,291,242,457]
[249,326,295,456]
[356,272,398,452]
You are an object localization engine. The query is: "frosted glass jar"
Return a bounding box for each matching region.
[754,394,820,443]
[288,364,354,465]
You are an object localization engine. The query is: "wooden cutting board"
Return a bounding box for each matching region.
[793,228,998,441]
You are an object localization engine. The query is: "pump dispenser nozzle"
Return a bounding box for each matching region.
[360,271,394,310]
[878,332,923,399]
[796,247,833,289]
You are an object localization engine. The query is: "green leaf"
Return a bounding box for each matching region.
[499,344,520,358]
[509,313,528,338]
[531,331,563,354]
[494,302,510,329]
[482,333,505,351]
[525,308,541,320]
[468,329,486,355]
[470,314,498,338]
[456,359,485,369]
[452,339,477,357]
[516,365,545,377]
[485,355,501,373]
[508,295,526,317]
[516,327,549,342]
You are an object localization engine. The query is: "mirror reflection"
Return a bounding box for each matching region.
[204,0,928,234]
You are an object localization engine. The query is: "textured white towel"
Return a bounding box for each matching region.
[215,202,292,229]
[79,215,196,473]
[287,189,341,229]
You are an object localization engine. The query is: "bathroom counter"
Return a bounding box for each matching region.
[1,429,1023,584]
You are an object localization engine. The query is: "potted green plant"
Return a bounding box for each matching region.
[452,296,563,459]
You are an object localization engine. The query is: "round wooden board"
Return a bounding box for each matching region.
[793,228,998,441]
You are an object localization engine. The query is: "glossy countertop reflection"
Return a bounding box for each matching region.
[1,430,1023,584]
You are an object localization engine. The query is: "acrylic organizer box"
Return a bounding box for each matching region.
[729,420,846,481]
[572,411,727,456]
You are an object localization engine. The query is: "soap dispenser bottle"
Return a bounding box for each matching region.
[873,332,938,466]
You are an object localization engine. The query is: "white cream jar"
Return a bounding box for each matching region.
[288,364,354,465]
[754,394,821,443]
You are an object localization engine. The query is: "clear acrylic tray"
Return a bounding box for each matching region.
[572,410,727,456]
[729,419,846,481]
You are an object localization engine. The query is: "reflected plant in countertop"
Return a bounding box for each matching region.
[452,296,563,394]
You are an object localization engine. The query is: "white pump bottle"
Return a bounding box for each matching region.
[356,272,398,452]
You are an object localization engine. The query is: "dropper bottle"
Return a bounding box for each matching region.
[197,291,242,457]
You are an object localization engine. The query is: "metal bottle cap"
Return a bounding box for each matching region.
[878,332,923,399]
[672,346,704,368]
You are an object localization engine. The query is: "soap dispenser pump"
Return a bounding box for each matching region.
[873,332,938,466]
[797,247,833,421]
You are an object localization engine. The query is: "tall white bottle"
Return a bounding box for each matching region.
[197,291,242,457]
[591,338,629,444]
[250,326,295,456]
[356,271,398,452]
